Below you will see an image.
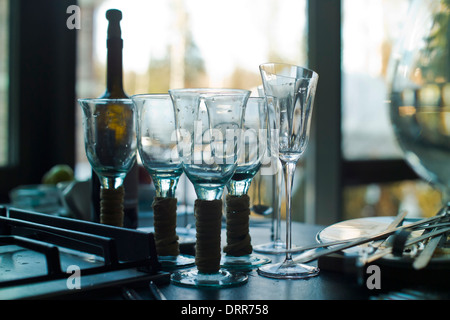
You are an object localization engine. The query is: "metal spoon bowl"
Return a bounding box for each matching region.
[251,204,273,216]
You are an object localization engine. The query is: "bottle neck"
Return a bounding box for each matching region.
[103,38,127,98]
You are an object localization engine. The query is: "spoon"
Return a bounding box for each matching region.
[251,175,273,216]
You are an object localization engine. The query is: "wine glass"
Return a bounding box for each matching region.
[389,0,450,213]
[253,93,287,254]
[78,98,136,227]
[132,94,195,270]
[169,88,250,288]
[221,97,272,270]
[257,63,319,279]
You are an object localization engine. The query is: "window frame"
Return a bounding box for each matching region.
[0,0,77,202]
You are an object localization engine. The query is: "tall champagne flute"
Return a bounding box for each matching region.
[132,94,195,270]
[221,97,272,270]
[78,98,136,227]
[253,86,286,254]
[253,95,287,254]
[169,88,250,287]
[257,63,320,279]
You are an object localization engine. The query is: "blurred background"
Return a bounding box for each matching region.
[0,0,442,226]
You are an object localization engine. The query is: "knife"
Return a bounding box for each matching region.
[412,235,444,270]
[412,213,449,270]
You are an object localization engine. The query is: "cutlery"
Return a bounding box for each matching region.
[292,214,449,264]
[357,210,407,266]
[412,211,449,270]
[287,213,444,255]
[362,226,450,264]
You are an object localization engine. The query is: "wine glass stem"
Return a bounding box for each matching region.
[183,175,189,227]
[100,184,124,227]
[281,160,296,261]
[153,177,179,198]
[273,165,282,243]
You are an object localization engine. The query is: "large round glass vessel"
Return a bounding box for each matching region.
[389,0,450,201]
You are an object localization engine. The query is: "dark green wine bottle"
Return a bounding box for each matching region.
[91,9,138,228]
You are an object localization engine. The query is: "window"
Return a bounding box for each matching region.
[76,0,307,173]
[2,0,439,223]
[0,0,8,166]
[342,0,407,160]
[75,0,442,224]
[75,0,308,212]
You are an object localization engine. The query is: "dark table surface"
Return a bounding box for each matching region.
[132,216,449,301]
[155,220,371,301]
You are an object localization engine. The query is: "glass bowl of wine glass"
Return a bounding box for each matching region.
[389,0,450,206]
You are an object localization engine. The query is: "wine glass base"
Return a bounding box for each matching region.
[176,226,196,237]
[171,268,248,288]
[221,254,271,270]
[138,226,196,244]
[257,260,319,279]
[159,254,196,270]
[253,241,300,254]
[178,234,196,244]
[176,226,196,244]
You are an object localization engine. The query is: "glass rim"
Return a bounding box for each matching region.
[77,98,133,104]
[130,93,170,100]
[259,62,319,80]
[168,88,251,96]
[248,96,265,100]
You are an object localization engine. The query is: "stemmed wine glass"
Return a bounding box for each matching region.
[253,96,287,254]
[132,94,195,270]
[221,97,272,270]
[78,98,136,227]
[169,88,250,287]
[257,63,319,279]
